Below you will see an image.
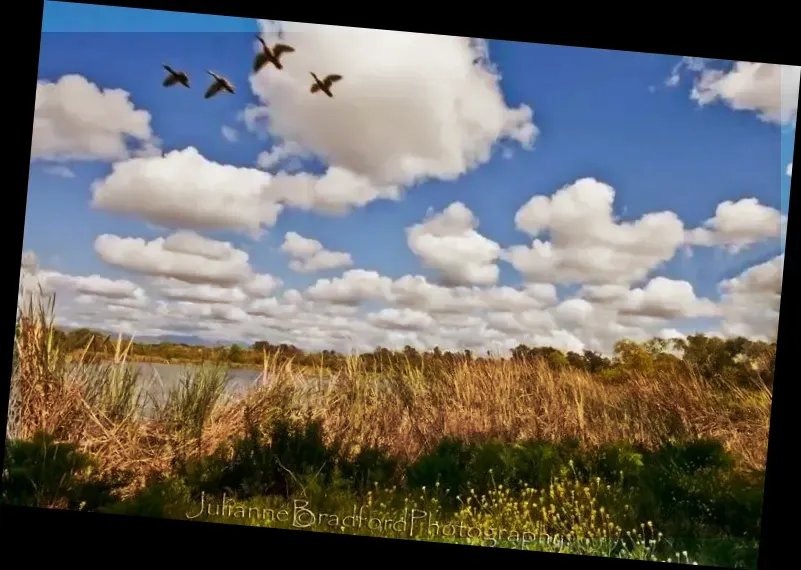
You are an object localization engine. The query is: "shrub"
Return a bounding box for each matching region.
[339,447,400,494]
[179,416,340,499]
[406,438,473,498]
[100,477,193,519]
[2,431,125,510]
[612,439,762,539]
[406,438,591,508]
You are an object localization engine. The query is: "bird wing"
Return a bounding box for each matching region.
[323,74,343,86]
[205,80,223,99]
[272,44,295,57]
[163,74,179,87]
[253,51,269,72]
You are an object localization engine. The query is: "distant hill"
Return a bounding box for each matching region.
[135,334,228,347]
[55,325,229,347]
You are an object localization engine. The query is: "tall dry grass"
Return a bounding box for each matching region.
[7,295,772,499]
[305,352,771,469]
[9,294,237,494]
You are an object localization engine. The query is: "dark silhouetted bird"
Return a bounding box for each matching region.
[253,37,296,72]
[309,72,343,98]
[162,64,190,88]
[204,71,235,99]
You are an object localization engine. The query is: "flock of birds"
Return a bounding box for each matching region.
[161,36,343,99]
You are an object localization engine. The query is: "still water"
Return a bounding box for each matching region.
[72,361,381,418]
[121,362,264,415]
[128,362,337,415]
[132,362,264,394]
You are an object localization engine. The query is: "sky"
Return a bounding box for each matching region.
[22,1,795,355]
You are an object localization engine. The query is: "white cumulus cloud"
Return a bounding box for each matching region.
[686,198,785,252]
[505,178,686,285]
[718,255,783,339]
[90,147,281,237]
[407,202,501,286]
[33,74,158,161]
[94,232,253,287]
[281,231,353,273]
[249,21,536,189]
[619,277,720,320]
[687,62,799,125]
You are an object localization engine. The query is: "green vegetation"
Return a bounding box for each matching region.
[2,431,126,510]
[55,322,776,393]
[3,295,772,568]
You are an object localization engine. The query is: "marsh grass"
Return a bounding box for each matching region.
[153,362,232,458]
[313,353,770,471]
[6,295,770,567]
[7,295,771,498]
[8,293,237,494]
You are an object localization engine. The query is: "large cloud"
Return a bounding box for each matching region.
[90,148,281,236]
[248,21,536,188]
[265,168,401,215]
[90,147,404,235]
[406,202,501,286]
[670,60,799,125]
[505,178,686,285]
[617,277,720,320]
[305,270,394,306]
[281,231,354,273]
[686,198,785,252]
[33,74,159,161]
[93,231,280,296]
[718,255,783,339]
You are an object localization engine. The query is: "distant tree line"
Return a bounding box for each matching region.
[38,323,776,390]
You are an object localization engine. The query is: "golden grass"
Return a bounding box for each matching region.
[8,295,772,498]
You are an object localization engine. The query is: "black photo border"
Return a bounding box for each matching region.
[3,2,798,568]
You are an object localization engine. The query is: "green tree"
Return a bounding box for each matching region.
[582,350,611,373]
[613,339,655,375]
[229,344,244,363]
[566,351,586,371]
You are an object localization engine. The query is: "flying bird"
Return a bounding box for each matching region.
[253,36,296,72]
[204,71,235,99]
[309,72,343,98]
[162,64,190,88]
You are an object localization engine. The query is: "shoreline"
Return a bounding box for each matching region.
[72,353,266,372]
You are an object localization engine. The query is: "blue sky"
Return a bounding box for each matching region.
[41,1,260,32]
[24,1,793,351]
